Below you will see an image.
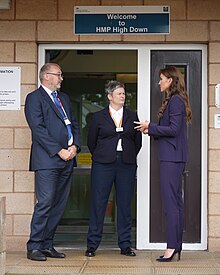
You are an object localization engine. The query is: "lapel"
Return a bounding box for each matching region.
[39,86,63,121]
[58,91,71,118]
[103,107,116,128]
[122,108,129,126]
[159,102,169,125]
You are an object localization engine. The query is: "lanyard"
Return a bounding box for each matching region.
[109,109,123,128]
[51,92,73,145]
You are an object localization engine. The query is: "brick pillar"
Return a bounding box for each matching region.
[0,197,6,275]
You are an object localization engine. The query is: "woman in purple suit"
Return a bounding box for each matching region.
[135,66,192,262]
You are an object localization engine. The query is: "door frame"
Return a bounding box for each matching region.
[38,44,207,250]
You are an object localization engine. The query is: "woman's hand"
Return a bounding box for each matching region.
[134,120,149,134]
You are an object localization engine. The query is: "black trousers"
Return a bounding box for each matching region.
[87,153,137,250]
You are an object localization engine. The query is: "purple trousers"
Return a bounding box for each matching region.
[160,161,185,251]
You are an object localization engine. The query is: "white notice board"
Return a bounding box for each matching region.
[0,67,21,110]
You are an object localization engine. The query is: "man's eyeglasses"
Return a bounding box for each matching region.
[47,72,63,78]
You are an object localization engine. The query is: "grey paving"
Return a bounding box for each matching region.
[5,249,220,275]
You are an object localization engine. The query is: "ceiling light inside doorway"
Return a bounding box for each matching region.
[0,0,11,10]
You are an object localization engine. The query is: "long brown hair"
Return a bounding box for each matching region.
[157,66,192,123]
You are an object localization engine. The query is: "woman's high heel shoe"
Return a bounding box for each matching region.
[159,249,182,259]
[157,250,181,262]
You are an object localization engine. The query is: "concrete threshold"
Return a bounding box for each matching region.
[5,249,220,275]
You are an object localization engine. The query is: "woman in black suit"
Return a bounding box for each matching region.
[135,67,192,262]
[85,80,142,257]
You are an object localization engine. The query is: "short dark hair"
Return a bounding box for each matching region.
[105,80,125,95]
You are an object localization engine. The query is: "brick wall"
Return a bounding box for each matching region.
[0,197,6,275]
[0,0,220,251]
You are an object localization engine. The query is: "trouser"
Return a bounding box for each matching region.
[27,162,73,251]
[87,154,137,250]
[160,161,185,251]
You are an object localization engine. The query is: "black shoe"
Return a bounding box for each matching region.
[27,250,47,261]
[159,248,182,259]
[85,248,96,257]
[157,250,181,262]
[41,247,65,258]
[121,247,136,256]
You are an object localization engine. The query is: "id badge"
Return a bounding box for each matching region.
[116,127,123,132]
[64,118,71,125]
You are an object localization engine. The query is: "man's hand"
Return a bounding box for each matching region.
[68,145,77,159]
[58,149,72,161]
[58,145,78,161]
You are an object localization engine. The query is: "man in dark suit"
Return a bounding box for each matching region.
[25,63,80,261]
[85,80,142,257]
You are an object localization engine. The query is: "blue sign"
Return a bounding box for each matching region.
[74,6,170,35]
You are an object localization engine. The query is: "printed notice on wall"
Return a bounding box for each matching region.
[0,67,21,110]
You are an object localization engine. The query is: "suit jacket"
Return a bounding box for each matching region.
[148,95,188,162]
[25,86,80,171]
[88,107,142,164]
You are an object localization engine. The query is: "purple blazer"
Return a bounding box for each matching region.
[148,95,188,162]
